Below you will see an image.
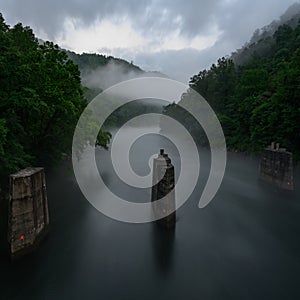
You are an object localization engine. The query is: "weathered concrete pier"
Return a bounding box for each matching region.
[259,142,293,190]
[151,149,176,228]
[8,168,49,259]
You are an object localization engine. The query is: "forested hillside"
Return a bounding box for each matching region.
[1,6,299,194]
[67,51,143,77]
[232,3,300,65]
[67,51,167,101]
[0,14,110,189]
[67,51,144,98]
[66,51,166,129]
[164,17,300,159]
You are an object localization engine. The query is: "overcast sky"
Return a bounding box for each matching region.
[0,0,298,83]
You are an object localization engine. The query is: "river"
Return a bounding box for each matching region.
[0,126,300,300]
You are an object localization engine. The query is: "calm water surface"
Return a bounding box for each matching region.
[1,127,300,300]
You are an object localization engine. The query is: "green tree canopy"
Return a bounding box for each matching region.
[164,20,300,158]
[0,14,110,189]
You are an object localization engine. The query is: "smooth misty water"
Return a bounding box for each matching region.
[1,127,300,300]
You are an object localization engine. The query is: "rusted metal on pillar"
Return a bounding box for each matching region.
[259,143,293,190]
[151,149,176,228]
[8,167,49,259]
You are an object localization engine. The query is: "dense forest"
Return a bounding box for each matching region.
[0,14,111,190]
[1,9,300,191]
[164,18,300,159]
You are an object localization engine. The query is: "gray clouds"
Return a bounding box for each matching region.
[2,0,296,39]
[0,0,223,39]
[0,0,299,82]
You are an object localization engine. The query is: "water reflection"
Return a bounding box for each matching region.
[152,223,176,275]
[1,127,300,300]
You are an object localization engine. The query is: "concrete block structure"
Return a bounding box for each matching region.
[8,168,49,259]
[151,149,176,228]
[259,142,293,190]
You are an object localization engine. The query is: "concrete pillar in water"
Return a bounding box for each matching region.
[259,143,293,190]
[8,168,49,259]
[151,149,176,228]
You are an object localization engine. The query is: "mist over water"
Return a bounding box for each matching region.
[0,126,300,300]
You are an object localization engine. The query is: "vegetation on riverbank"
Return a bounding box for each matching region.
[163,19,300,159]
[0,14,111,190]
[1,10,299,193]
